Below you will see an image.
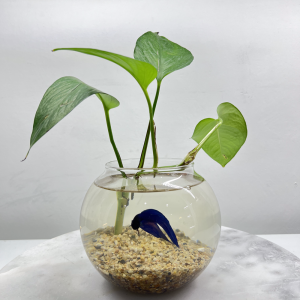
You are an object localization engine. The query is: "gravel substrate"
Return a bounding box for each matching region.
[82,226,213,293]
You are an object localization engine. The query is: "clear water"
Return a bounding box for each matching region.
[80,173,221,249]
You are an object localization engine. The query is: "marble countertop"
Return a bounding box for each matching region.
[1,227,300,300]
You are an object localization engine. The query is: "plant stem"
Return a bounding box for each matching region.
[142,88,159,168]
[104,109,123,168]
[138,81,161,168]
[152,81,161,114]
[114,188,129,235]
[179,119,223,166]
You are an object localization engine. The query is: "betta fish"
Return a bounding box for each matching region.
[131,209,179,248]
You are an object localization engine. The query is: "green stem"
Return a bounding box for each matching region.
[104,109,123,168]
[138,81,161,168]
[153,81,161,113]
[114,186,129,235]
[179,119,223,166]
[142,89,159,168]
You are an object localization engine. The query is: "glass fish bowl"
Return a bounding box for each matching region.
[80,158,221,294]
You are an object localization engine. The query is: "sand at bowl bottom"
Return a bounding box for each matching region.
[82,226,213,293]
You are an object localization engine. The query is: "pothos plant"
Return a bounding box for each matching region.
[24,31,247,235]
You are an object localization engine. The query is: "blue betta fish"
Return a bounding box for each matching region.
[131,209,179,248]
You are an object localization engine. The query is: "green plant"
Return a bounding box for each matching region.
[24,31,247,234]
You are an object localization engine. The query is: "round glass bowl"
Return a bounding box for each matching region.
[80,159,221,293]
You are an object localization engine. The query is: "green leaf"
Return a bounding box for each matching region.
[52,48,157,91]
[134,31,194,82]
[192,102,247,167]
[25,76,119,157]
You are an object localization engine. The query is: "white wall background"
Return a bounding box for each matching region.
[0,0,299,239]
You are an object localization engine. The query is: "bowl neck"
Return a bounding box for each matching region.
[105,158,194,174]
[94,158,202,192]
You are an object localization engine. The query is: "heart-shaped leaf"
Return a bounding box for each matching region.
[134,31,194,82]
[192,102,247,167]
[25,76,119,158]
[52,48,157,91]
